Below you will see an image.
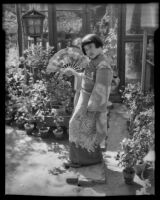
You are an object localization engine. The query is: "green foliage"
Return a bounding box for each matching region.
[45,71,74,114]
[23,45,55,75]
[121,82,154,136]
[117,82,154,168]
[118,138,138,168]
[6,53,74,130]
[91,5,118,67]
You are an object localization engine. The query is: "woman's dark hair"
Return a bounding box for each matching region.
[81,34,103,55]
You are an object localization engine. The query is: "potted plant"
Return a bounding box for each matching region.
[53,126,64,139]
[52,114,65,139]
[14,110,27,130]
[24,114,36,135]
[24,122,34,135]
[5,114,13,125]
[39,126,50,139]
[5,106,14,125]
[117,138,137,185]
[35,112,50,138]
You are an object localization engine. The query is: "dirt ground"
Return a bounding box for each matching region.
[5,103,154,196]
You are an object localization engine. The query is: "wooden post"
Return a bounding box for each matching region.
[141,29,148,92]
[48,4,57,52]
[16,4,23,57]
[117,4,125,87]
[34,37,37,45]
[82,4,90,35]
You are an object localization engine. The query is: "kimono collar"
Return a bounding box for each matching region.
[89,53,104,68]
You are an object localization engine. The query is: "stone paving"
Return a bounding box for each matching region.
[5,103,154,196]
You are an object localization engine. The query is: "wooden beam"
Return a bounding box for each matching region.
[48,4,57,52]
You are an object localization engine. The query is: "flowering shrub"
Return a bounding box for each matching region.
[117,82,154,168]
[117,138,137,168]
[23,45,55,81]
[45,72,74,114]
[103,21,117,67]
[6,62,74,131]
[121,82,154,137]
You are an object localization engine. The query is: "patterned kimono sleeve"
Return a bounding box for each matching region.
[87,62,113,112]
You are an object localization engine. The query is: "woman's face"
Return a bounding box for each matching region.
[84,43,102,59]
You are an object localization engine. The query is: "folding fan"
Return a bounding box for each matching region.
[46,47,89,73]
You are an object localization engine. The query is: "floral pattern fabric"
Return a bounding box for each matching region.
[69,53,113,152]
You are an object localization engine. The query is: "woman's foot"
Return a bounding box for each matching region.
[63,161,82,169]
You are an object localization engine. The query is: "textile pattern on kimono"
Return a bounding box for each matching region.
[69,53,113,152]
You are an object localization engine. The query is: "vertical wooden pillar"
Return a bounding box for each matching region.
[117,4,125,87]
[16,4,23,57]
[141,29,148,92]
[48,4,57,52]
[82,4,90,36]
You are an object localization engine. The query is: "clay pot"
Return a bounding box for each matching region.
[16,121,25,130]
[123,167,135,185]
[39,127,50,138]
[134,162,146,178]
[53,128,64,139]
[24,123,34,135]
[5,116,13,125]
[44,116,55,127]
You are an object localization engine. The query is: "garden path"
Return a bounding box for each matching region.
[5,103,154,196]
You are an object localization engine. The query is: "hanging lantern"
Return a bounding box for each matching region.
[22,8,45,37]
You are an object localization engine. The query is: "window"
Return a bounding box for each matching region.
[125,42,142,84]
[56,10,83,49]
[126,4,143,35]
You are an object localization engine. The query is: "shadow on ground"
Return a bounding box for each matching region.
[5,103,154,196]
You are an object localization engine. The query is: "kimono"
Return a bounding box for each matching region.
[69,53,113,166]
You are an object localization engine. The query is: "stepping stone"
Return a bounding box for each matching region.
[69,162,107,186]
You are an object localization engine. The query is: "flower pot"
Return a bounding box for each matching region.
[141,162,154,181]
[53,129,64,139]
[16,121,25,130]
[134,162,146,178]
[24,123,34,135]
[39,127,50,138]
[5,116,13,125]
[44,116,55,127]
[123,167,135,185]
[36,120,45,129]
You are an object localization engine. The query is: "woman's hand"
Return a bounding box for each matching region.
[63,67,76,77]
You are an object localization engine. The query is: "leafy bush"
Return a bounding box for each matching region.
[23,45,55,81]
[46,72,74,112]
[121,82,154,137]
[117,138,137,168]
[6,56,74,130]
[117,82,154,168]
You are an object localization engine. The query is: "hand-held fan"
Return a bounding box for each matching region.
[46,47,89,74]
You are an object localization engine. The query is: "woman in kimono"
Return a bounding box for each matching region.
[63,34,113,168]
